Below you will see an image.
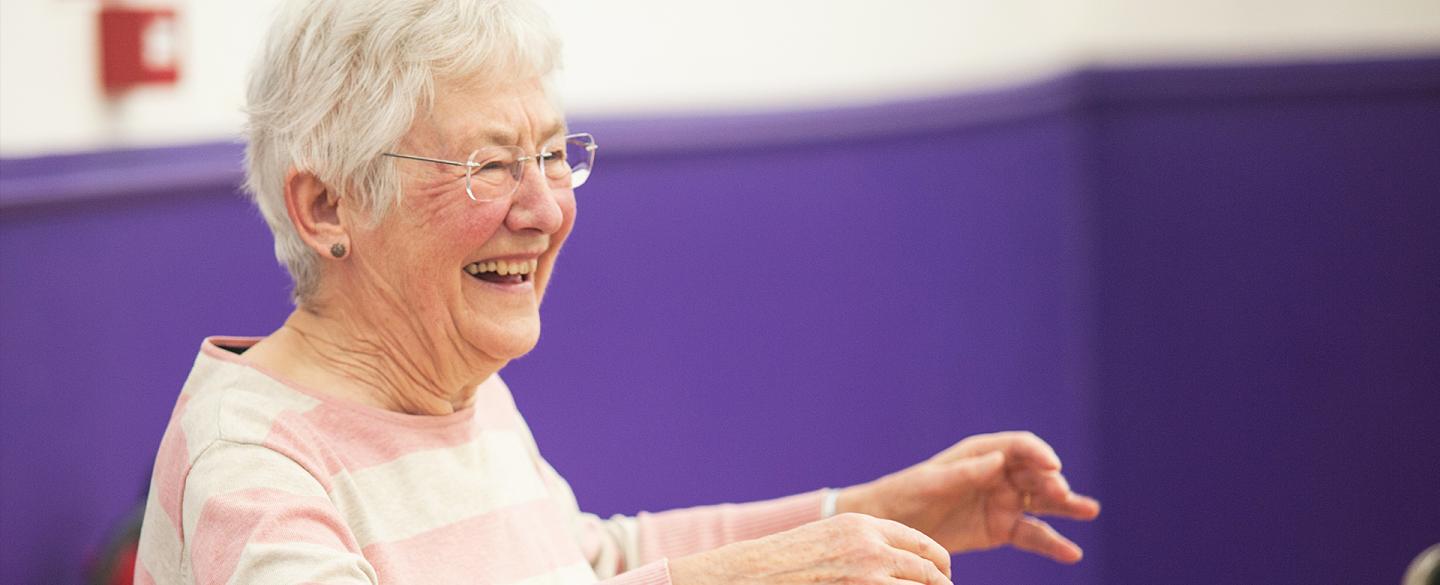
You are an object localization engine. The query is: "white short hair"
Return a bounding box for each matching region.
[243,0,562,302]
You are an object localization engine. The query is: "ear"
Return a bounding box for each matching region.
[283,168,348,258]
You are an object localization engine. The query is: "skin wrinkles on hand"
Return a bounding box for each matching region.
[835,431,1100,563]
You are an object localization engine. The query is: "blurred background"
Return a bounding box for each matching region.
[2,1,1438,584]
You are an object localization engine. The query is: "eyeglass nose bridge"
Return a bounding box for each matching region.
[515,154,543,181]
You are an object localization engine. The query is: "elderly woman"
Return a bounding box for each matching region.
[135,1,1099,583]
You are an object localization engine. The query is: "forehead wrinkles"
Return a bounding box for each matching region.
[426,87,566,155]
[448,116,566,151]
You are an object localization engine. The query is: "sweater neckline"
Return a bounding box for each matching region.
[200,335,481,430]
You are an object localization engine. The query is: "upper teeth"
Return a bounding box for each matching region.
[465,259,538,276]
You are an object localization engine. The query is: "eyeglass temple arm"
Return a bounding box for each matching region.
[382,152,555,167]
[382,152,470,167]
[383,135,595,167]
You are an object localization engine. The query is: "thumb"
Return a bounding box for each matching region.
[943,450,1006,486]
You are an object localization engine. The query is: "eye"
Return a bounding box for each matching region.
[541,148,565,162]
[469,159,511,175]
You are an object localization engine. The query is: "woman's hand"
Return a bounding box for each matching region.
[668,513,953,585]
[837,431,1100,563]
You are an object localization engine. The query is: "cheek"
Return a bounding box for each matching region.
[424,204,510,255]
[404,178,507,246]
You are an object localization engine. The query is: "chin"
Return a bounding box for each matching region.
[470,319,542,361]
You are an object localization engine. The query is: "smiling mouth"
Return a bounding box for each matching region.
[464,259,538,285]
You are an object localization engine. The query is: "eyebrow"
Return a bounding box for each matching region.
[467,121,568,148]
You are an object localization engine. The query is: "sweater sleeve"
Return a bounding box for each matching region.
[175,441,377,585]
[561,475,825,577]
[574,493,825,581]
[630,490,828,562]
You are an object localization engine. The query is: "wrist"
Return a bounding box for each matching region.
[668,539,746,585]
[834,482,881,518]
[666,555,703,585]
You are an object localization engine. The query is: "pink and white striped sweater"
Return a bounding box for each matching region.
[135,337,825,585]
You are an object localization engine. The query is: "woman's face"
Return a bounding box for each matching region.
[342,77,576,363]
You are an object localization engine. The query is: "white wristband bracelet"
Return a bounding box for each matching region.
[821,488,840,519]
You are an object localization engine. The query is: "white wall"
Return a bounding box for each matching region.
[0,0,282,156]
[1,0,1437,157]
[548,0,1086,115]
[1080,0,1440,62]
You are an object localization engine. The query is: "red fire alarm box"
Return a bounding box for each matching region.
[99,6,180,94]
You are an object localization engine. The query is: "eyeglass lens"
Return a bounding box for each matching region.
[462,134,595,202]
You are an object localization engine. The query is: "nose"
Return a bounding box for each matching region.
[503,159,565,234]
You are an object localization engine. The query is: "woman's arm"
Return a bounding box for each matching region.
[534,447,951,585]
[534,454,825,576]
[578,511,954,585]
[631,490,829,563]
[573,490,827,575]
[553,431,1099,583]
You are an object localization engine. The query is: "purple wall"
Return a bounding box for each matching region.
[2,57,1436,585]
[1085,60,1440,584]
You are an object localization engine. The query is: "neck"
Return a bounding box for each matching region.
[246,304,504,416]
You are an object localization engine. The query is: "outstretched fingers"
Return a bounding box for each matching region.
[1036,492,1101,520]
[1010,516,1084,564]
[948,432,1062,471]
[1010,469,1101,520]
[874,517,953,582]
[940,450,1007,488]
[883,551,954,585]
